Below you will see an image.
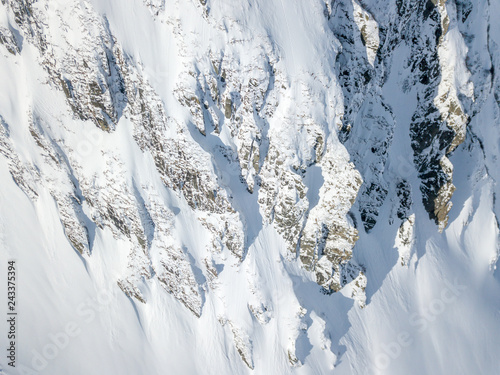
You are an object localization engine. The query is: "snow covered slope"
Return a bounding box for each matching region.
[0,0,499,374]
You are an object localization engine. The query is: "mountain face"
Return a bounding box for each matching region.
[0,0,499,374]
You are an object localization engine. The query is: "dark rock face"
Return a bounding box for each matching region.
[329,0,469,232]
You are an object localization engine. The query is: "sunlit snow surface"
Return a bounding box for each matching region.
[1,0,500,374]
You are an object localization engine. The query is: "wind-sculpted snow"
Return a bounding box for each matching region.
[0,0,500,374]
[169,0,364,296]
[3,0,128,131]
[0,0,233,316]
